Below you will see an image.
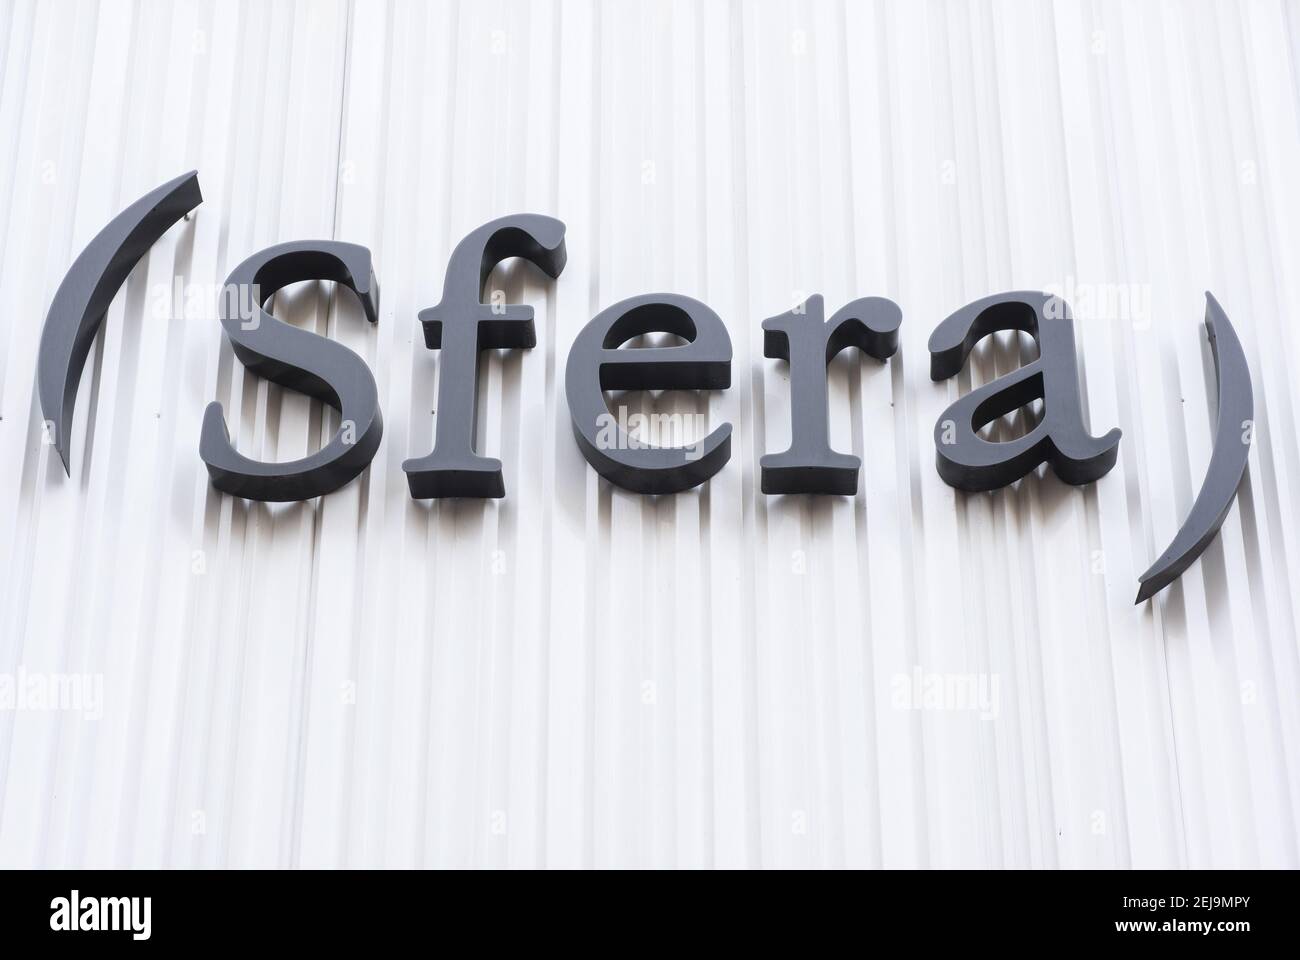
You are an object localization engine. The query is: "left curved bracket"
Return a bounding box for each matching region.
[1136,292,1253,603]
[38,171,203,474]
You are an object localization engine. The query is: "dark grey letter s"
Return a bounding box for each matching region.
[761,294,901,495]
[403,214,567,499]
[200,240,383,501]
[565,293,731,494]
[39,171,203,474]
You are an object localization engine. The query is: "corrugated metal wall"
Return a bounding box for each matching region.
[1,0,1298,868]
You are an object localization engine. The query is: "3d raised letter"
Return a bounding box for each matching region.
[1136,293,1253,603]
[200,240,383,501]
[929,291,1120,491]
[761,294,901,494]
[565,293,731,494]
[39,170,202,474]
[403,214,567,498]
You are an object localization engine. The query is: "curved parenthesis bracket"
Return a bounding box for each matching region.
[1136,293,1254,603]
[38,171,203,474]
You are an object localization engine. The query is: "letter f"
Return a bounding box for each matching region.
[403,215,567,498]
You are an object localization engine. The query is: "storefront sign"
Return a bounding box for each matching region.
[37,173,1254,603]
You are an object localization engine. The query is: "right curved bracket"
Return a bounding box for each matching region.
[1136,292,1253,603]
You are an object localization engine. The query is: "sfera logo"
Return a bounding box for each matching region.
[37,173,1255,604]
[49,890,151,941]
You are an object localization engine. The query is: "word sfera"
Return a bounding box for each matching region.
[36,172,1254,603]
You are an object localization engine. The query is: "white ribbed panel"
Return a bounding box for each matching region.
[0,0,1296,867]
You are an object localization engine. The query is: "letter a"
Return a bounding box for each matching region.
[928,291,1120,491]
